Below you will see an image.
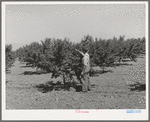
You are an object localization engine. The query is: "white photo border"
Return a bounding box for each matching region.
[2,1,149,120]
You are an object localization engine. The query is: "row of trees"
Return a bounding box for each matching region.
[6,35,145,87]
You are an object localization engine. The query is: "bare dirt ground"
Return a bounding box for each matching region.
[6,56,146,109]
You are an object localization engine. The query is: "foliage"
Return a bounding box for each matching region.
[15,35,146,86]
[93,38,117,71]
[5,44,16,72]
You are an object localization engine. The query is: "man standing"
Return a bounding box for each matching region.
[75,48,91,92]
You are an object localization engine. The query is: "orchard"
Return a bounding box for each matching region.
[6,35,145,87]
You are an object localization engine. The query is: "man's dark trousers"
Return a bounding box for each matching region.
[80,73,91,92]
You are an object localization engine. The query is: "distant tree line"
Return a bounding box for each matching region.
[6,35,145,87]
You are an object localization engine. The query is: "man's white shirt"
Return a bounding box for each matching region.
[83,53,90,66]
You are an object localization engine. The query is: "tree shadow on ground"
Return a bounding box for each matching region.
[33,80,96,93]
[75,84,96,92]
[6,70,11,74]
[114,63,133,67]
[91,84,96,88]
[129,82,146,92]
[33,81,74,93]
[90,69,113,77]
[6,80,10,84]
[20,71,48,75]
[20,66,33,68]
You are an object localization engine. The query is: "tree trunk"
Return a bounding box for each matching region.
[103,67,105,73]
[63,73,66,88]
[119,57,122,65]
[102,63,106,73]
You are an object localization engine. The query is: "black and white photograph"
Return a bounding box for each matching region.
[2,1,149,120]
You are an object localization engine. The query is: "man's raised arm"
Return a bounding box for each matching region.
[75,49,84,56]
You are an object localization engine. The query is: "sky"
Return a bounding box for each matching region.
[5,3,146,51]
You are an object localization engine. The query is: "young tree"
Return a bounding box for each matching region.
[5,44,16,72]
[114,35,127,64]
[36,38,54,72]
[124,38,144,62]
[23,42,43,67]
[16,47,26,62]
[93,39,116,72]
[50,38,76,88]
